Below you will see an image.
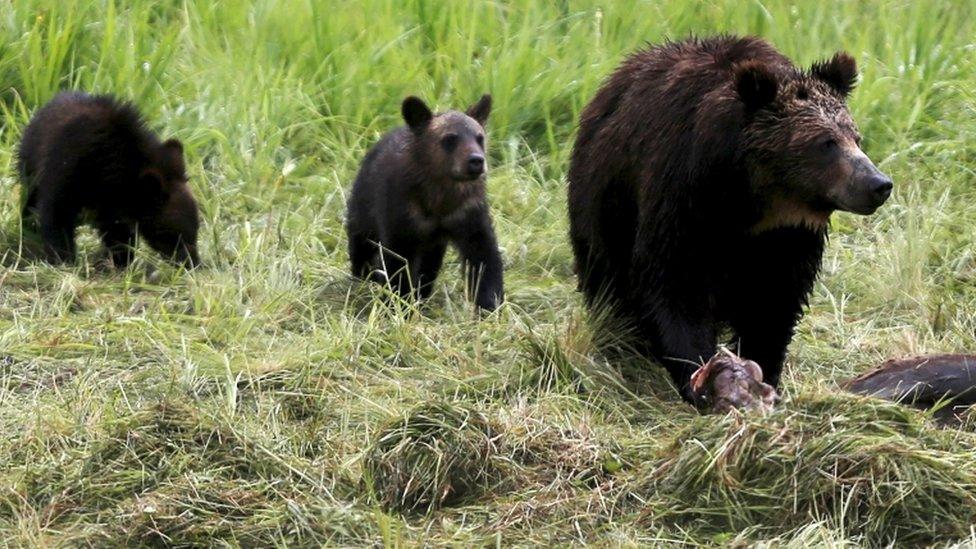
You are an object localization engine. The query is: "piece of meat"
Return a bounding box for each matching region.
[690,349,780,414]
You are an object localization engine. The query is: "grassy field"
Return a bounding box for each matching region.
[2,0,976,546]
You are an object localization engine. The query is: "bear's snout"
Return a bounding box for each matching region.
[466,154,485,177]
[865,172,893,204]
[846,155,893,214]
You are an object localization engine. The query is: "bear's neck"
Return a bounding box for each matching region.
[412,176,484,219]
[750,195,832,234]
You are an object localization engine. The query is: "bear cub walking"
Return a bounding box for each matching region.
[346,94,504,311]
[18,92,200,267]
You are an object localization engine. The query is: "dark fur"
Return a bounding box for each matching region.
[346,95,504,310]
[17,92,199,267]
[568,36,891,402]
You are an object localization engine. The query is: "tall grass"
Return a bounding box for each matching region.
[1,0,975,545]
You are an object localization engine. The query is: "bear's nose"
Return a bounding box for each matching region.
[467,154,485,175]
[868,174,893,202]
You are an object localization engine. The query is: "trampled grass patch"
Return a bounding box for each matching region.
[640,394,976,545]
[2,0,976,545]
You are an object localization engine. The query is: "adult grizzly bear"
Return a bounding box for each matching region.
[568,36,892,403]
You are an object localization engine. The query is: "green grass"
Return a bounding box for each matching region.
[2,0,976,545]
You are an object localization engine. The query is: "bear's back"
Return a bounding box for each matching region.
[571,36,795,206]
[18,92,155,191]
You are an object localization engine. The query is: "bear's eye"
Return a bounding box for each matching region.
[820,138,838,151]
[475,134,484,147]
[441,134,459,150]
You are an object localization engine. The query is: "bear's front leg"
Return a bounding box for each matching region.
[348,231,378,279]
[99,221,137,268]
[38,199,79,264]
[451,212,504,311]
[725,230,824,388]
[729,310,799,388]
[640,296,718,404]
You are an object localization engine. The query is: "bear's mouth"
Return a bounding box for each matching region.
[832,197,884,216]
[843,203,881,215]
[451,172,485,183]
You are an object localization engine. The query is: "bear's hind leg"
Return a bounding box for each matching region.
[416,242,447,300]
[375,238,418,301]
[573,184,637,312]
[571,234,607,300]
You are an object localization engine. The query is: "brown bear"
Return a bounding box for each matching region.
[17,92,200,267]
[567,35,892,404]
[345,95,504,311]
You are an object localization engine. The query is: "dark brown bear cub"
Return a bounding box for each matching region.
[346,94,504,311]
[18,92,200,267]
[568,36,892,405]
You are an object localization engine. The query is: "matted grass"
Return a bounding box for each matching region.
[2,0,976,545]
[363,402,500,515]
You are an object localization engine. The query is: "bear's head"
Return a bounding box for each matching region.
[139,138,201,267]
[401,94,491,183]
[735,53,892,230]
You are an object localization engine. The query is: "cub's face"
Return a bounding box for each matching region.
[140,138,201,267]
[402,94,492,182]
[735,53,893,227]
[143,184,200,267]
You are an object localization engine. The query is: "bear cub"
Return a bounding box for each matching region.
[346,94,504,311]
[17,91,200,267]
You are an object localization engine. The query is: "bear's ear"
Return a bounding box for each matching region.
[402,96,433,131]
[162,138,185,167]
[811,51,858,97]
[733,60,779,113]
[466,94,492,126]
[162,138,184,156]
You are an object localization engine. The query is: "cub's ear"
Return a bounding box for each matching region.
[466,94,492,126]
[811,51,858,97]
[162,138,184,156]
[733,60,779,113]
[402,96,433,131]
[161,138,186,171]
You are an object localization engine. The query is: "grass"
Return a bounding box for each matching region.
[1,0,976,545]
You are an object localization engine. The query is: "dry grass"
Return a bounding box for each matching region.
[2,0,976,545]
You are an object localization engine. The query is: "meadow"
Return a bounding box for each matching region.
[2,0,976,545]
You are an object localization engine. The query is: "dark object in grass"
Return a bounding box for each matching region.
[345,95,504,311]
[846,354,976,422]
[690,349,779,414]
[17,91,200,267]
[361,402,499,514]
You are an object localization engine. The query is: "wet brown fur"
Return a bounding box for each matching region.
[568,35,890,403]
